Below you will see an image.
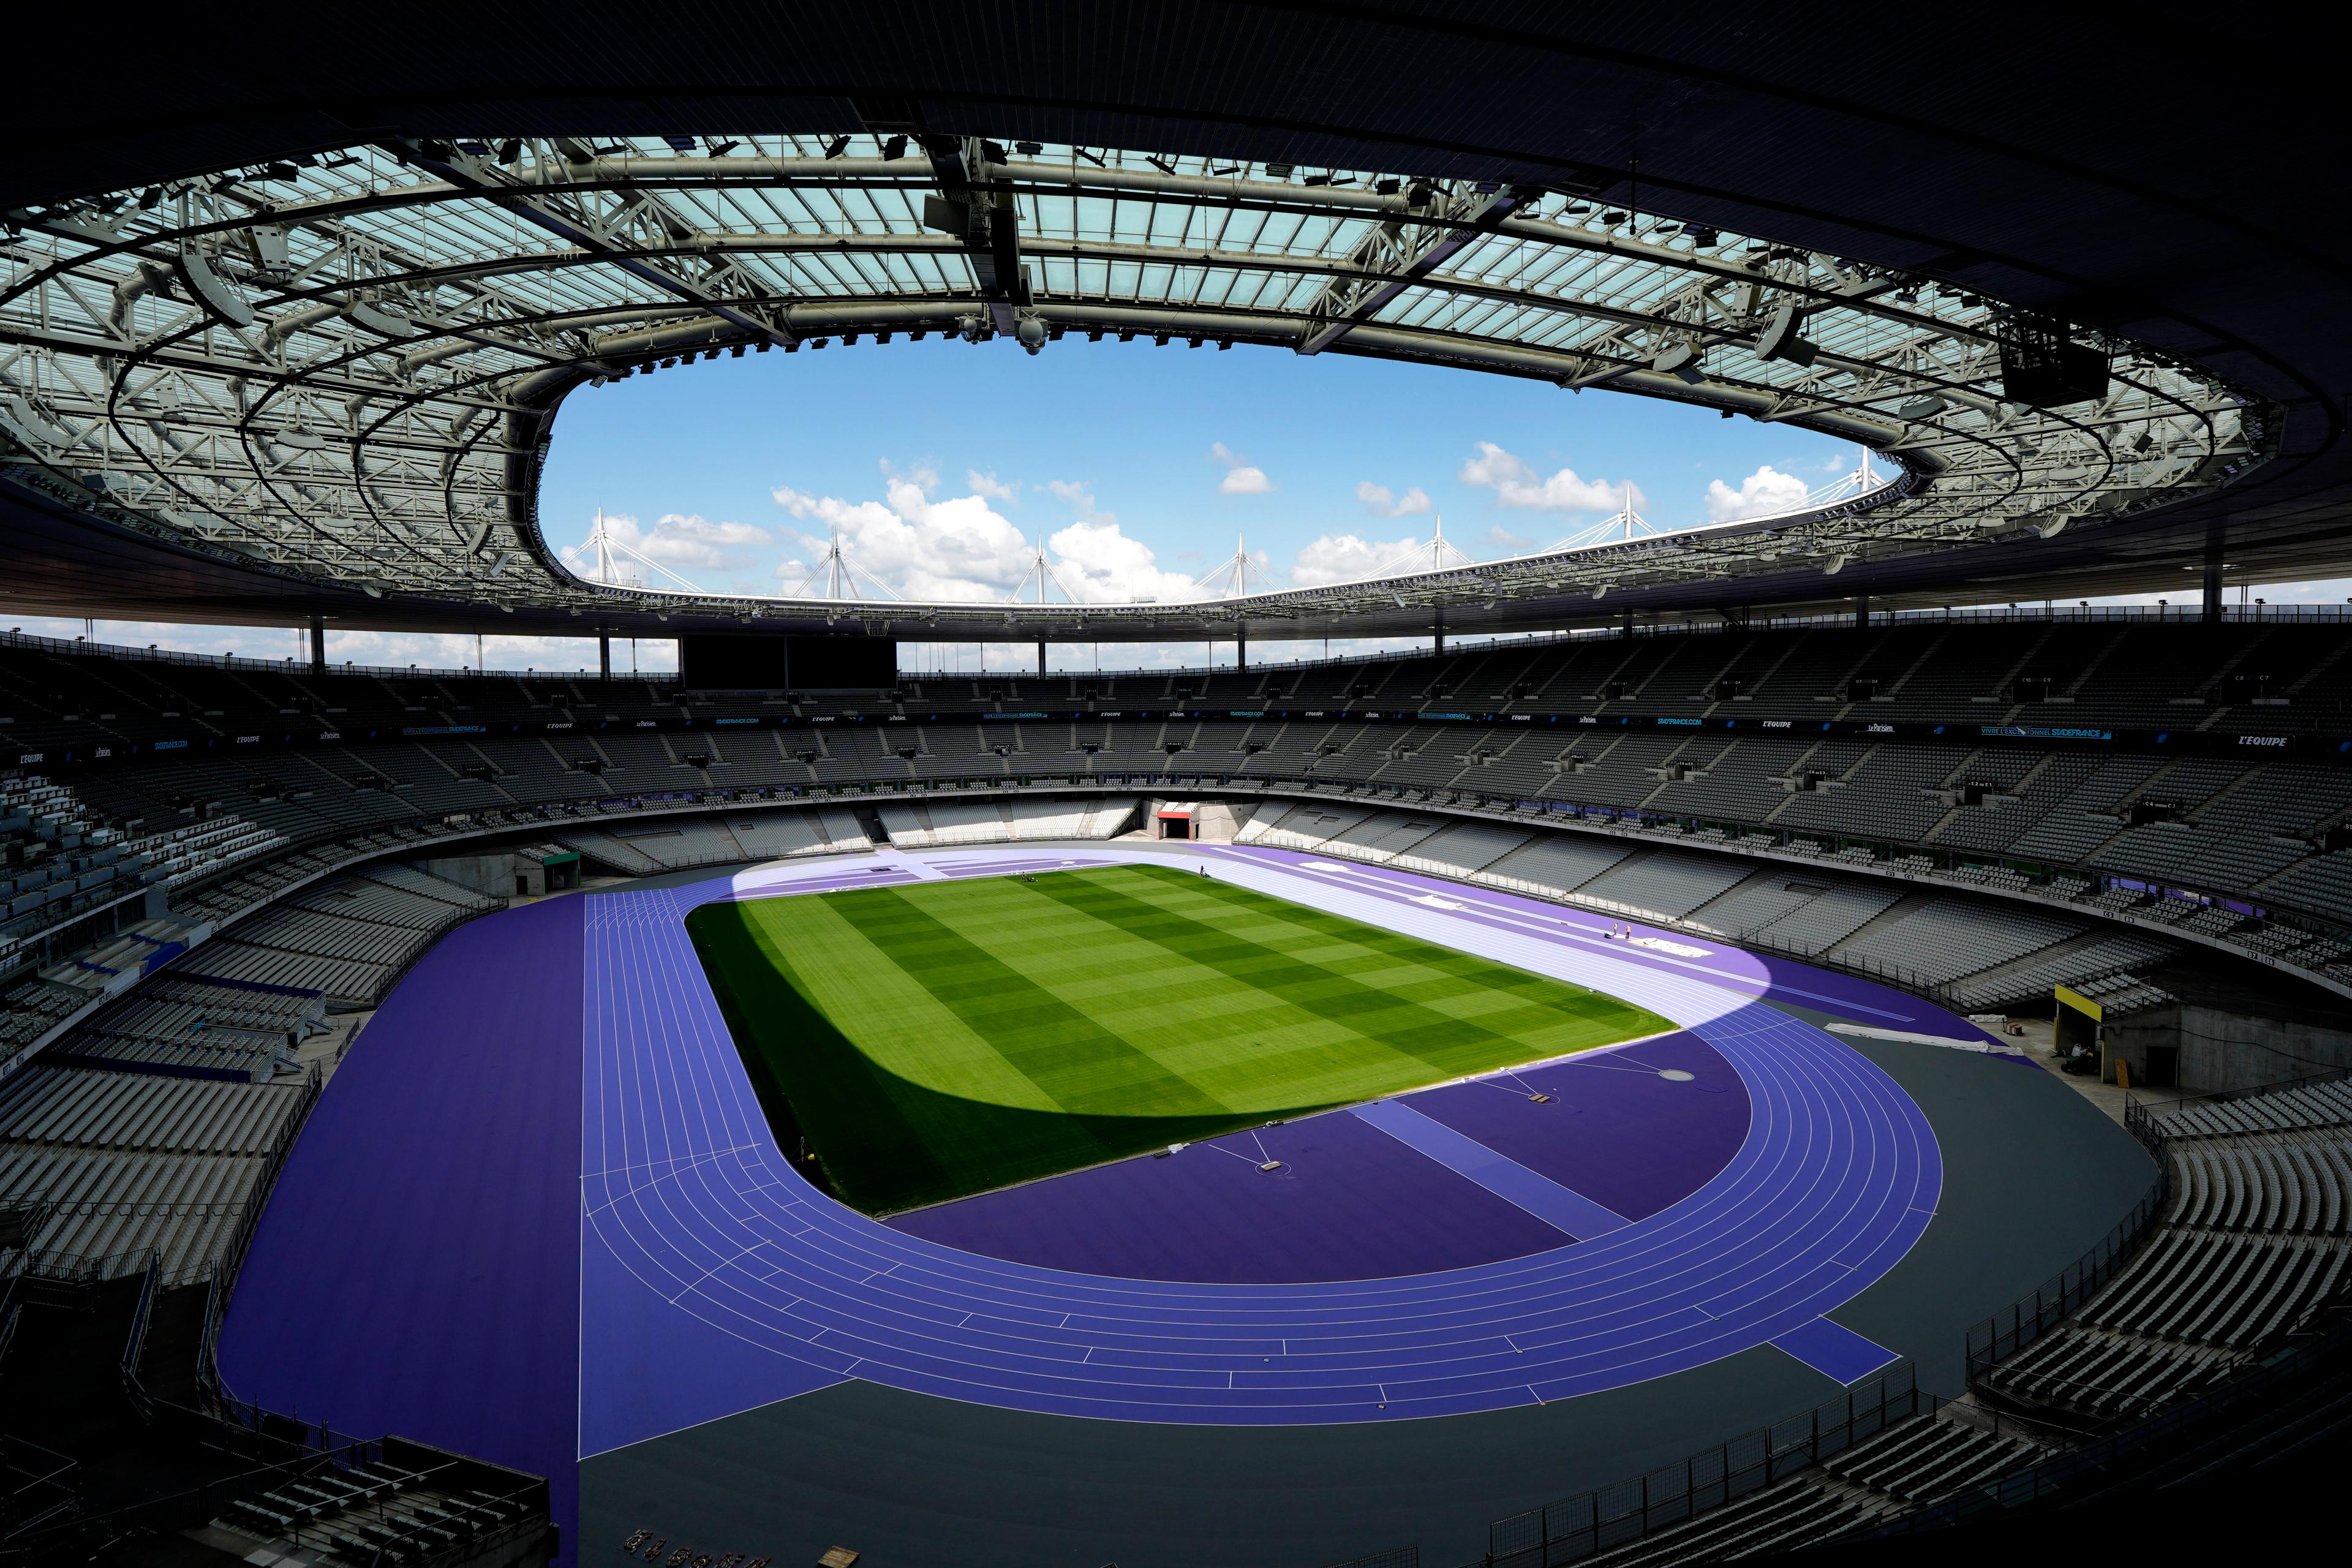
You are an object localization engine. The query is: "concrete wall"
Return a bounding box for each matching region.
[2108,1004,2352,1094]
[421,852,522,898]
[1185,801,1254,842]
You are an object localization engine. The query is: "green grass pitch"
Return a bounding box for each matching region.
[686,862,1672,1214]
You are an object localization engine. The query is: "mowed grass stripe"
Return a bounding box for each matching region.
[827,889,1229,1118]
[686,864,1673,1213]
[692,897,1246,1210]
[734,893,1062,1111]
[882,875,1448,1101]
[1030,869,1638,1082]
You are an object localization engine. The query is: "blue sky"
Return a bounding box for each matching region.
[19,339,2345,670]
[538,336,1852,605]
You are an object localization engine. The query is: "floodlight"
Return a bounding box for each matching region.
[881,135,908,160]
[1754,303,1818,366]
[823,135,851,159]
[1650,341,1703,383]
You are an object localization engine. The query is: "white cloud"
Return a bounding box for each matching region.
[1041,480,1197,602]
[1457,442,1627,512]
[578,511,771,572]
[1488,524,1531,549]
[1043,478,1112,522]
[1049,518,1199,604]
[1210,441,1275,496]
[4,616,673,673]
[772,471,1191,605]
[1703,464,1812,522]
[774,475,1025,602]
[966,469,1020,504]
[323,630,652,673]
[1355,481,1433,518]
[2079,576,2352,609]
[1291,532,1423,588]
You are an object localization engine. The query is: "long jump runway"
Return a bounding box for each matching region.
[576,845,1939,1436]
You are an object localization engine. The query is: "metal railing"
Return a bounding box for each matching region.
[2126,1062,2352,1139]
[119,1247,161,1422]
[196,1062,323,1398]
[12,600,2352,692]
[1964,1163,2171,1384]
[901,601,2352,680]
[0,626,668,684]
[1478,1363,1924,1568]
[1864,1307,2352,1540]
[0,1436,78,1540]
[0,1243,156,1287]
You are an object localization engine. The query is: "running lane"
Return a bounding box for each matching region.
[578,848,1938,1437]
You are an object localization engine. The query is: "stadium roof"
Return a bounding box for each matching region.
[1,7,2345,643]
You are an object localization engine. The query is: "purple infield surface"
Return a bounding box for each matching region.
[900,1025,1752,1283]
[218,841,1950,1531]
[889,1102,1578,1283]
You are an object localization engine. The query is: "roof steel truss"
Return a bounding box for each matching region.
[0,135,2268,632]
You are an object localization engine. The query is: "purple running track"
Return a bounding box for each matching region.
[568,852,1934,1432]
[216,897,585,1564]
[216,843,1941,1491]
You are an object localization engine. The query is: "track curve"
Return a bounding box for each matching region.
[580,847,1940,1425]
